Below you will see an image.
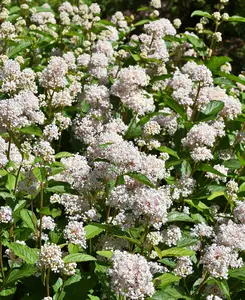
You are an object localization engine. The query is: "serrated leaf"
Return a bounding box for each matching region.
[157,146,179,159]
[0,170,7,177]
[63,253,96,263]
[229,265,245,281]
[214,71,245,85]
[33,167,46,182]
[96,251,113,259]
[13,200,27,217]
[19,125,42,137]
[85,224,105,239]
[167,211,195,223]
[228,16,245,22]
[55,152,74,159]
[6,174,15,192]
[197,163,226,177]
[0,287,17,296]
[68,244,80,254]
[134,19,151,26]
[4,242,39,264]
[20,209,37,233]
[206,56,232,71]
[6,264,37,285]
[126,172,155,188]
[164,96,187,121]
[202,101,224,116]
[114,235,142,246]
[154,273,180,288]
[8,41,32,58]
[191,10,212,18]
[208,190,225,200]
[224,159,241,169]
[161,247,195,257]
[130,51,141,61]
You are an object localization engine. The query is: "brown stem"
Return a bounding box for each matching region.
[0,234,5,281]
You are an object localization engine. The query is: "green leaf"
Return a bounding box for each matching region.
[34,6,54,13]
[202,101,224,116]
[207,190,225,200]
[124,117,142,139]
[9,6,21,14]
[19,209,37,233]
[126,172,155,188]
[224,159,241,169]
[8,41,32,58]
[88,295,100,300]
[151,286,191,300]
[177,236,199,248]
[45,182,71,193]
[114,235,142,246]
[191,10,212,18]
[154,273,180,288]
[19,125,43,137]
[0,170,7,177]
[68,244,80,254]
[134,19,151,26]
[4,242,39,264]
[228,16,245,22]
[229,265,245,281]
[167,211,195,223]
[130,51,141,62]
[164,96,187,121]
[0,287,17,296]
[63,253,96,263]
[186,35,207,52]
[157,146,179,159]
[85,224,105,239]
[197,163,226,177]
[33,167,46,182]
[185,199,210,212]
[6,174,15,192]
[214,71,245,85]
[206,56,232,71]
[13,200,27,217]
[161,247,195,257]
[6,264,37,285]
[0,192,15,199]
[96,251,113,259]
[216,280,231,300]
[55,152,74,159]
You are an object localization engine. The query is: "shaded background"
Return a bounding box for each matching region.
[95,0,245,74]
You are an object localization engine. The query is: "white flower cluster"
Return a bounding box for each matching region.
[109,250,155,299]
[0,206,12,223]
[64,221,86,248]
[201,244,243,279]
[39,243,64,272]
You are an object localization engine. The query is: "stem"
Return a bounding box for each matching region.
[14,155,24,194]
[46,268,50,297]
[0,233,5,281]
[31,200,39,242]
[7,136,11,160]
[39,182,44,248]
[190,82,202,121]
[208,22,219,58]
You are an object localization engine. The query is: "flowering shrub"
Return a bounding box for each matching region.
[0,0,245,299]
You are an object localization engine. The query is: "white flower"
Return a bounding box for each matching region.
[0,206,13,223]
[109,250,155,299]
[174,256,193,277]
[64,221,86,248]
[150,0,161,9]
[39,244,64,273]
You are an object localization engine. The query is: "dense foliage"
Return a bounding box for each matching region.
[1,0,245,299]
